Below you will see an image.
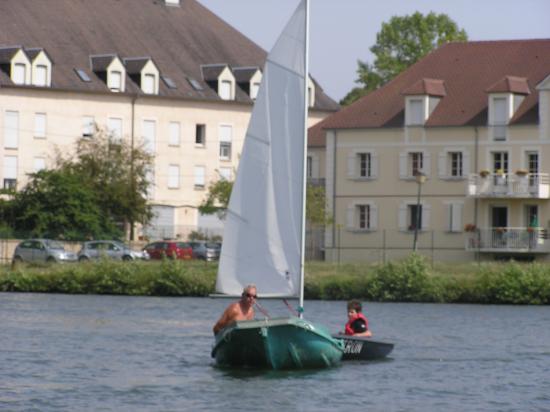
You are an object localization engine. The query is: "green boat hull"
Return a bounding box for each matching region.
[211,317,344,369]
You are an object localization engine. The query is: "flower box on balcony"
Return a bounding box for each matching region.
[479,169,490,178]
[515,169,528,176]
[464,223,476,232]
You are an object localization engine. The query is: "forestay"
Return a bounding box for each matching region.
[215,1,307,297]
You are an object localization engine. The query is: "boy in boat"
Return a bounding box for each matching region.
[344,299,372,337]
[212,284,257,335]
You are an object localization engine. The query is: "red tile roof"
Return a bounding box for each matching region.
[402,78,446,96]
[321,39,550,130]
[486,75,530,95]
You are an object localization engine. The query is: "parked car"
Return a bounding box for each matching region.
[190,241,221,261]
[77,240,149,261]
[12,239,78,264]
[143,241,193,260]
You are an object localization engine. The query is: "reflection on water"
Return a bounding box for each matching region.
[1,294,549,411]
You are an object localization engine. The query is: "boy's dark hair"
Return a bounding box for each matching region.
[347,299,362,312]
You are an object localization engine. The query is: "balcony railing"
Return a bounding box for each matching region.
[465,227,550,253]
[467,173,550,198]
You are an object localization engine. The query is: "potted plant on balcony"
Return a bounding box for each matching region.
[479,169,490,178]
[515,169,528,177]
[464,223,476,232]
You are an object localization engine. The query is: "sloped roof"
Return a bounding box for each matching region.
[233,66,260,83]
[0,0,338,110]
[90,54,118,72]
[201,64,228,82]
[402,78,446,96]
[0,46,22,63]
[486,75,530,95]
[322,39,550,130]
[124,57,153,74]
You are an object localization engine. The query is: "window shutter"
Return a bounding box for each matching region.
[4,111,19,149]
[452,203,463,232]
[422,204,431,230]
[438,152,447,178]
[399,153,407,178]
[462,151,470,176]
[398,204,407,230]
[346,205,355,229]
[347,153,356,179]
[371,153,379,178]
[423,152,431,176]
[370,204,378,230]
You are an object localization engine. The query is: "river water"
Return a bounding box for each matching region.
[1,293,549,411]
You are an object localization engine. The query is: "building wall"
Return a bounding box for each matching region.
[325,121,550,263]
[0,87,329,239]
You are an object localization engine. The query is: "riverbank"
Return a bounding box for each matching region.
[1,254,549,304]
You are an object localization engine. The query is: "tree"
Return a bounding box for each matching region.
[199,178,332,226]
[10,169,118,240]
[62,130,154,239]
[341,12,467,105]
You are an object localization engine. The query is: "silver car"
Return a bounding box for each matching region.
[13,239,78,264]
[77,240,149,261]
[191,241,221,261]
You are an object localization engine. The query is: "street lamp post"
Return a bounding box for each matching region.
[413,172,426,252]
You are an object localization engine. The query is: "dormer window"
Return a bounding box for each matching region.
[402,79,446,126]
[201,64,235,100]
[0,47,31,85]
[26,48,53,87]
[13,63,26,85]
[123,57,159,95]
[233,66,262,100]
[90,54,126,93]
[251,82,260,99]
[307,76,316,107]
[109,71,122,92]
[486,76,530,141]
[220,80,231,100]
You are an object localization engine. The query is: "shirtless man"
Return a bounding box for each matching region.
[213,284,257,335]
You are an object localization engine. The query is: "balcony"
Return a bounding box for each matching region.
[465,228,550,253]
[467,173,549,199]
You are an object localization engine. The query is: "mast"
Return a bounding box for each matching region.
[298,0,310,318]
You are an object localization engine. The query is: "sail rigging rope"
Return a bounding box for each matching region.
[283,299,300,317]
[254,301,271,319]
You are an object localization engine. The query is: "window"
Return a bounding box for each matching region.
[194,166,205,189]
[75,68,91,82]
[449,152,463,177]
[195,124,205,146]
[161,76,177,89]
[409,204,422,231]
[219,125,232,160]
[143,74,155,94]
[187,77,203,91]
[447,202,463,232]
[142,120,156,152]
[3,156,17,189]
[109,71,122,92]
[358,205,370,229]
[251,82,260,99]
[168,165,180,189]
[13,63,26,85]
[4,111,19,148]
[527,152,539,187]
[82,116,95,138]
[169,122,180,146]
[493,152,508,174]
[408,99,424,125]
[34,113,46,138]
[34,157,46,172]
[410,152,423,176]
[35,65,47,86]
[219,167,232,180]
[358,153,372,178]
[307,156,313,178]
[108,117,123,141]
[493,97,507,141]
[219,80,231,100]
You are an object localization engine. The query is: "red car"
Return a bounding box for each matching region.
[143,241,193,260]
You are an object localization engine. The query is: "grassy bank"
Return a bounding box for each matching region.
[1,254,549,304]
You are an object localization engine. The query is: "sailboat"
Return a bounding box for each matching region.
[211,0,344,369]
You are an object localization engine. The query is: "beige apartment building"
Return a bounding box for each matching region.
[316,39,550,263]
[0,0,338,240]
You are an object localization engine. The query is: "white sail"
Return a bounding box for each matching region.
[216,0,307,297]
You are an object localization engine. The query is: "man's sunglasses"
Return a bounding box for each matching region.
[245,293,257,299]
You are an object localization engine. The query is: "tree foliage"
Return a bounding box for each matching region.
[341,12,467,105]
[198,178,332,226]
[3,129,154,240]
